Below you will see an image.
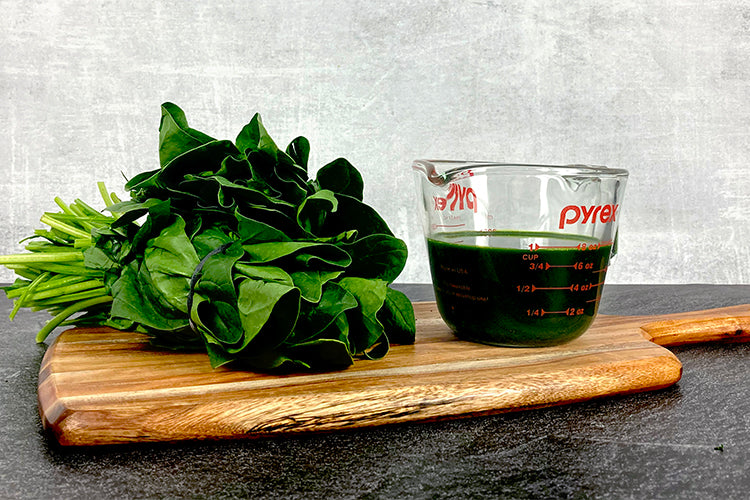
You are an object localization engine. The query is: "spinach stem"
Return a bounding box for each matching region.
[39,214,91,241]
[9,272,49,320]
[23,279,104,301]
[36,295,114,343]
[53,197,74,216]
[5,275,89,298]
[74,199,101,217]
[97,182,114,207]
[65,203,96,232]
[30,287,108,306]
[0,252,84,264]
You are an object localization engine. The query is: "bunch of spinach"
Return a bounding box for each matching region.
[2,103,415,371]
[0,188,118,341]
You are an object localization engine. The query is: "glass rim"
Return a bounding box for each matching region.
[413,159,630,180]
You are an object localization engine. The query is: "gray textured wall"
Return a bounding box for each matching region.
[2,0,749,284]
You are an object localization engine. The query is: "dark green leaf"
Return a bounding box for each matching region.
[192,295,243,345]
[314,193,394,238]
[236,113,278,157]
[297,190,338,235]
[191,225,237,260]
[377,287,416,345]
[109,261,189,332]
[289,269,342,303]
[287,282,357,344]
[286,136,310,171]
[158,102,216,168]
[234,277,300,352]
[242,241,351,269]
[192,240,243,301]
[338,234,407,283]
[142,216,200,314]
[337,277,388,355]
[235,211,292,243]
[283,338,354,370]
[234,264,294,286]
[316,158,364,201]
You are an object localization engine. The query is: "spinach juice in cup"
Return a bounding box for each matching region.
[413,161,628,347]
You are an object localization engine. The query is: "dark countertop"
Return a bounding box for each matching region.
[1,284,748,499]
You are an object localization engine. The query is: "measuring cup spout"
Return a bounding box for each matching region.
[412,160,450,187]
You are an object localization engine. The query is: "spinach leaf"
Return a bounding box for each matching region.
[287,282,357,344]
[297,189,338,235]
[236,113,278,158]
[337,234,407,283]
[159,102,216,167]
[242,241,351,269]
[315,193,394,238]
[235,211,291,243]
[289,269,343,303]
[315,157,364,201]
[234,277,300,352]
[378,287,416,345]
[337,277,388,355]
[286,136,310,171]
[283,337,354,370]
[109,261,189,334]
[234,263,294,286]
[143,216,200,314]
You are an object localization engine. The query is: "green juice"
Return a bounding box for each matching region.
[427,231,612,347]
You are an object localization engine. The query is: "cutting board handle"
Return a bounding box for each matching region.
[640,315,750,346]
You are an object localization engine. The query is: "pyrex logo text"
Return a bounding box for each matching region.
[558,204,618,229]
[433,183,478,213]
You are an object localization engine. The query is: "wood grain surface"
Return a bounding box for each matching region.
[38,302,750,446]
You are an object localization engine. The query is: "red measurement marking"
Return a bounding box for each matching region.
[531,285,572,292]
[592,266,609,274]
[432,223,466,228]
[529,243,579,251]
[530,241,613,252]
[540,307,585,316]
[528,283,603,292]
[520,281,604,293]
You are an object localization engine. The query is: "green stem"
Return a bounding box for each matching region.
[54,197,74,216]
[13,262,98,276]
[24,242,80,253]
[97,182,114,207]
[0,252,84,264]
[72,199,101,217]
[9,272,49,320]
[39,214,91,241]
[5,274,89,298]
[29,287,108,307]
[65,203,96,232]
[25,279,104,301]
[36,295,114,343]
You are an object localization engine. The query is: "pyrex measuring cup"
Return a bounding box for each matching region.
[413,160,629,347]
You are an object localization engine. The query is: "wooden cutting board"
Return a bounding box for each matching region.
[38,302,750,446]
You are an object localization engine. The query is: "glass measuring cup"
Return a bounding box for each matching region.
[413,160,629,347]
